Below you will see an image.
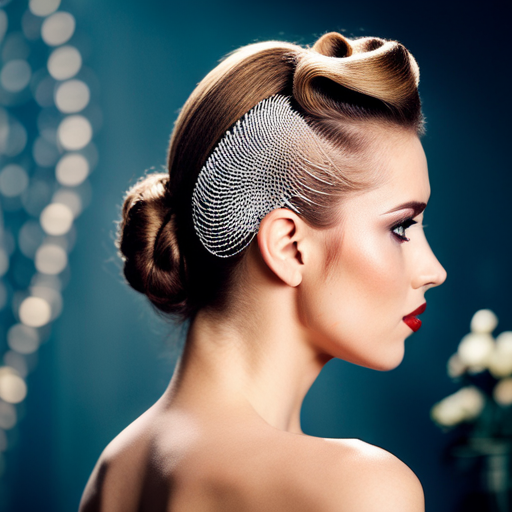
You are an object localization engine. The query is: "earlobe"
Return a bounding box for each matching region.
[257,209,305,287]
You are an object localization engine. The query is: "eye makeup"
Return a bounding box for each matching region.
[390,217,418,242]
[384,200,427,243]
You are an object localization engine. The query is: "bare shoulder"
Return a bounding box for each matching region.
[79,410,156,512]
[317,438,425,512]
[241,432,424,512]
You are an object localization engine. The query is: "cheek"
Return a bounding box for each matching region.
[341,233,404,302]
[300,230,408,367]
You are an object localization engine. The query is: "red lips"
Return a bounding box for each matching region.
[403,302,427,332]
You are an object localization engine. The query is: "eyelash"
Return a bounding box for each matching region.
[391,217,418,242]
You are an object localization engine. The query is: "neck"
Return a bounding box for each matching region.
[163,288,331,434]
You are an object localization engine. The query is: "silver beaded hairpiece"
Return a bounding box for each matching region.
[191,94,334,258]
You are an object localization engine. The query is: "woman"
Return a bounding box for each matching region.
[80,31,447,511]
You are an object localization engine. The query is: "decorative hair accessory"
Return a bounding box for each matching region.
[191,94,333,258]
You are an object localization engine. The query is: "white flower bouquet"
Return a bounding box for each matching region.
[431,309,512,435]
[431,309,512,511]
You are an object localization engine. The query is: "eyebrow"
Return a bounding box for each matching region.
[381,201,427,216]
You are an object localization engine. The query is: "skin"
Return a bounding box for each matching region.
[80,130,447,512]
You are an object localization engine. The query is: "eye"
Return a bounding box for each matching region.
[391,217,418,242]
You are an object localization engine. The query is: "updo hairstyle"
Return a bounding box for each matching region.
[116,32,425,322]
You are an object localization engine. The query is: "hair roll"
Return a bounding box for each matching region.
[294,32,421,125]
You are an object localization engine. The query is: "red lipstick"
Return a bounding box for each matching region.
[403,302,427,332]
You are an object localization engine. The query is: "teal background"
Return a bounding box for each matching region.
[4,0,512,511]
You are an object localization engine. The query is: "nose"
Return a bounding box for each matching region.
[412,243,447,290]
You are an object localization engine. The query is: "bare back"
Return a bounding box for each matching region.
[79,401,424,512]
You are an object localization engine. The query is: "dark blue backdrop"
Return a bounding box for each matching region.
[4,0,512,511]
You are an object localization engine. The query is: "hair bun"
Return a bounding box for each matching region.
[116,172,187,315]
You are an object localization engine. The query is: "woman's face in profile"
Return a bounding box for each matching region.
[300,131,447,371]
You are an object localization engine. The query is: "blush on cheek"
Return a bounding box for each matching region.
[342,232,403,303]
[303,229,407,364]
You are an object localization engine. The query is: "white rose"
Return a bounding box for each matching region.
[493,378,512,406]
[431,399,466,427]
[431,386,485,427]
[457,386,486,420]
[470,309,498,334]
[458,333,495,369]
[488,334,512,378]
[488,350,512,378]
[447,353,466,378]
[496,332,512,354]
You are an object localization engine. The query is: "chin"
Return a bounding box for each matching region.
[370,345,406,372]
[336,345,405,372]
[367,356,404,372]
[316,331,406,371]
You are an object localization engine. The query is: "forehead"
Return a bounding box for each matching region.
[342,131,430,216]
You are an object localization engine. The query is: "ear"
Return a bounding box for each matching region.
[256,208,308,287]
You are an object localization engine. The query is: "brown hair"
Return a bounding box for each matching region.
[116,32,424,322]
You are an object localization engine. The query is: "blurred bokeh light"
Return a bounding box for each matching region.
[0,1,98,503]
[41,11,74,46]
[47,45,81,80]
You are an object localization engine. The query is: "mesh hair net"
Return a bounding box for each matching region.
[192,94,335,258]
